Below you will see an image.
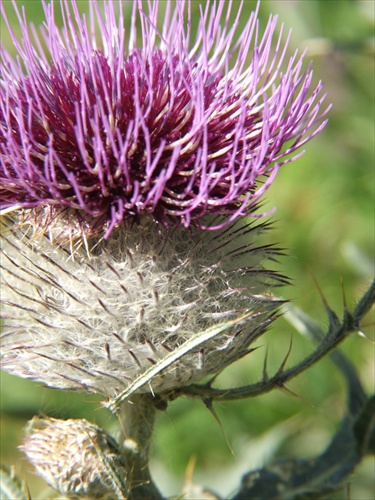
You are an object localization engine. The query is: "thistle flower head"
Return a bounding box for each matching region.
[0,0,328,239]
[0,0,329,400]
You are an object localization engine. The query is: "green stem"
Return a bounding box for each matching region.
[119,394,163,500]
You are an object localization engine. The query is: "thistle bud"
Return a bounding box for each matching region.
[21,417,127,499]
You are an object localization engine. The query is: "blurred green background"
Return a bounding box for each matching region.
[1,0,374,498]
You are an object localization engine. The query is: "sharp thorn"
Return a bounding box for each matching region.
[202,398,235,457]
[263,345,269,382]
[276,336,293,375]
[277,383,315,408]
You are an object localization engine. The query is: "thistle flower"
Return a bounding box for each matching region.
[21,416,127,498]
[0,1,329,398]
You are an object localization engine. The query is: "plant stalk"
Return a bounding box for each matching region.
[119,394,163,499]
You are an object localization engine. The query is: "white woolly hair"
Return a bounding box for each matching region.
[0,216,284,396]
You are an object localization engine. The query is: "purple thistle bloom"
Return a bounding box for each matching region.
[0,0,328,238]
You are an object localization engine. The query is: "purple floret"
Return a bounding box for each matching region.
[0,0,329,237]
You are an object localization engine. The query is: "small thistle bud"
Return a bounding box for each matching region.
[21,416,127,499]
